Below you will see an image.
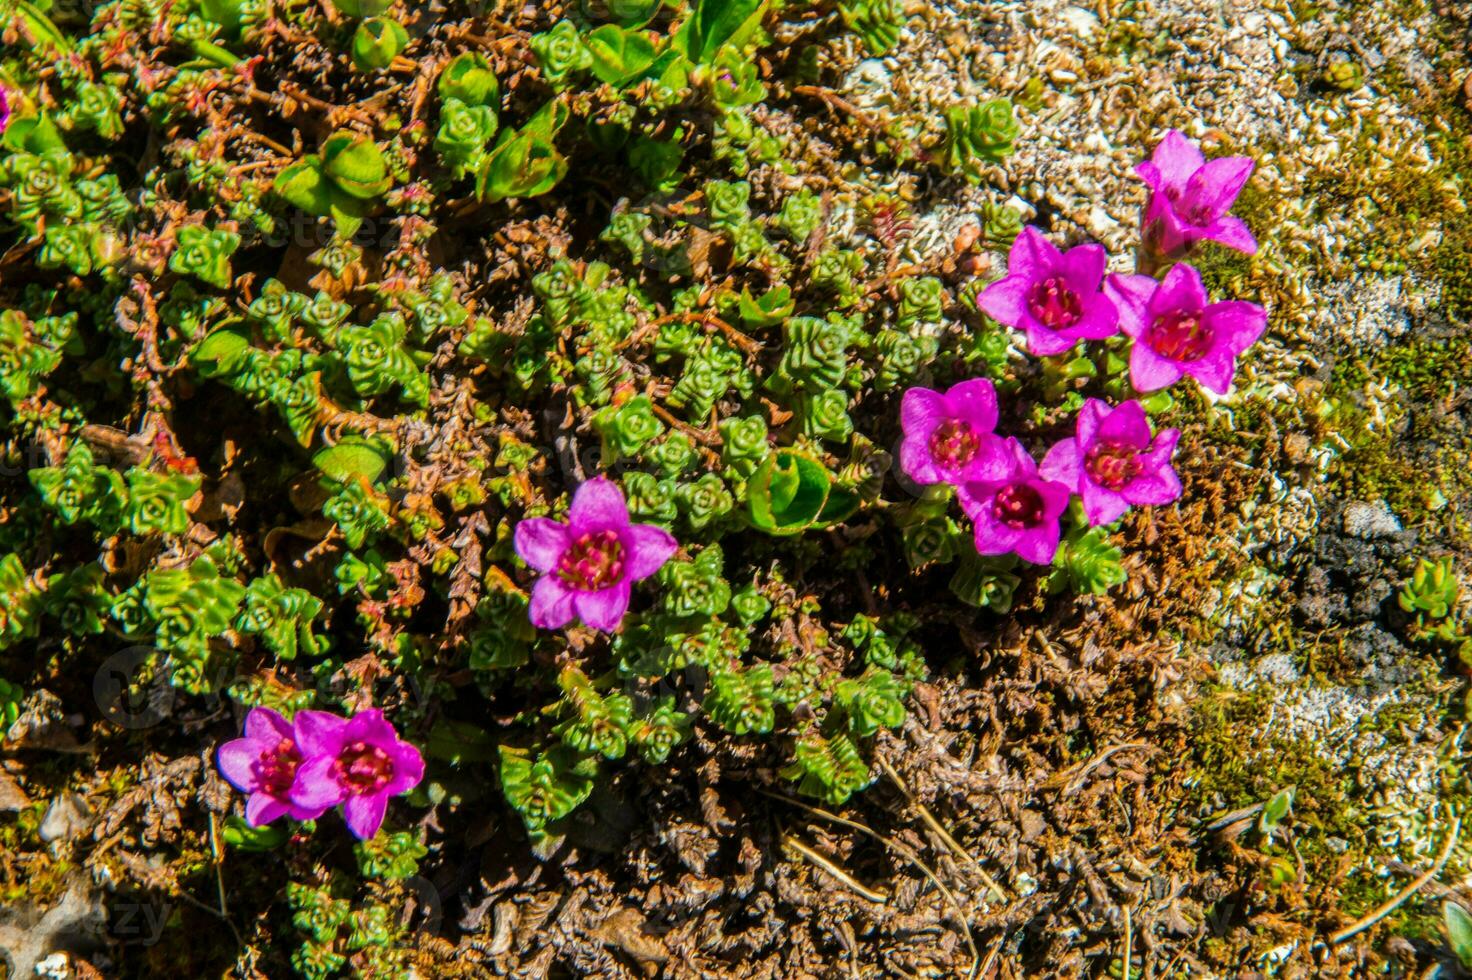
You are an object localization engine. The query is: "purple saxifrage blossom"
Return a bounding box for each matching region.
[1106,262,1267,395]
[1040,399,1182,527]
[288,708,425,841]
[216,707,327,827]
[1136,130,1257,259]
[514,476,678,632]
[0,87,10,135]
[898,378,1009,487]
[958,438,1071,565]
[977,226,1120,357]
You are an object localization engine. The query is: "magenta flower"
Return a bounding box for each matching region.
[1106,263,1266,394]
[1040,399,1181,526]
[957,438,1071,564]
[288,709,425,840]
[977,226,1119,357]
[0,87,10,135]
[216,707,327,827]
[514,476,678,632]
[898,379,1009,487]
[1136,130,1256,258]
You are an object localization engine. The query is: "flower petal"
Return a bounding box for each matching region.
[568,476,630,534]
[1014,523,1062,565]
[944,378,998,434]
[971,510,1023,557]
[900,386,947,438]
[342,792,389,841]
[574,580,632,632]
[289,754,347,811]
[1007,226,1062,279]
[961,435,1015,483]
[1129,343,1185,393]
[899,436,942,486]
[1140,426,1181,472]
[1201,215,1257,254]
[246,793,289,828]
[1039,438,1082,492]
[384,743,425,797]
[1060,243,1106,295]
[514,518,569,573]
[1075,398,1110,450]
[1061,292,1119,342]
[1188,350,1237,395]
[1204,300,1267,356]
[622,523,678,580]
[292,710,350,759]
[1154,263,1206,316]
[1123,468,1183,506]
[1105,274,1158,338]
[1022,324,1077,357]
[342,708,396,748]
[1183,155,1254,221]
[243,706,293,743]
[217,739,266,793]
[1080,482,1130,526]
[1146,130,1205,191]
[976,276,1030,328]
[1096,400,1152,449]
[529,576,577,630]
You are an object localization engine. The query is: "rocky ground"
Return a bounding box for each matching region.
[4,0,1472,977]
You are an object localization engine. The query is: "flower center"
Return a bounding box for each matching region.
[1085,441,1143,491]
[556,530,626,591]
[928,419,980,471]
[1147,310,1213,362]
[1026,276,1083,330]
[992,483,1045,530]
[257,738,302,798]
[335,741,395,795]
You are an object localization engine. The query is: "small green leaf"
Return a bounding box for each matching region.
[1444,902,1472,968]
[585,24,658,84]
[747,451,831,535]
[313,437,393,487]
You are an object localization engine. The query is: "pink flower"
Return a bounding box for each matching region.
[514,476,678,632]
[958,438,1071,564]
[977,226,1120,356]
[1040,399,1181,526]
[898,379,1009,487]
[288,709,425,840]
[216,707,328,827]
[0,87,10,135]
[1106,262,1266,394]
[1136,130,1256,258]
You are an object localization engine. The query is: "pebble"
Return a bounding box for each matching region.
[1342,500,1403,539]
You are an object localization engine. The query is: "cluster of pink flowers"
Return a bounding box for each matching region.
[979,130,1266,395]
[218,706,424,840]
[901,381,1180,563]
[901,130,1266,565]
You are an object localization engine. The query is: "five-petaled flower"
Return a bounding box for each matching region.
[899,378,1008,487]
[958,438,1072,564]
[978,226,1120,356]
[515,476,678,632]
[217,707,327,828]
[1106,262,1267,394]
[1041,399,1182,526]
[1136,130,1256,259]
[288,709,425,841]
